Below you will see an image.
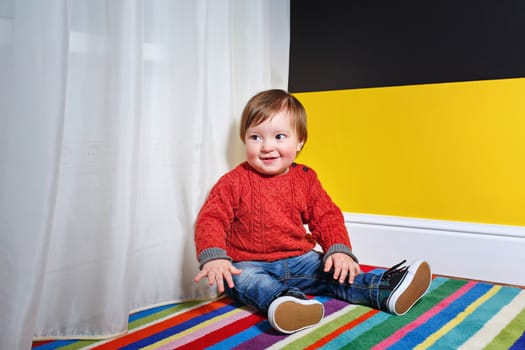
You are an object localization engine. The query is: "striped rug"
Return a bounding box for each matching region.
[32,272,525,349]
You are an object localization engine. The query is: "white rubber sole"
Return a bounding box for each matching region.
[387,260,432,315]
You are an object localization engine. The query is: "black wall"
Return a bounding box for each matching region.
[289,1,525,92]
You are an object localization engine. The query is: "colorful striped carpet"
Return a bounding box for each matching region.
[32,270,525,349]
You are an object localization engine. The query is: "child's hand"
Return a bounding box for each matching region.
[194,259,242,294]
[324,252,361,284]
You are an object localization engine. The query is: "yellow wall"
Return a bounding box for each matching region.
[295,78,525,226]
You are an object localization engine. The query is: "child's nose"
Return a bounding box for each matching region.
[261,139,274,151]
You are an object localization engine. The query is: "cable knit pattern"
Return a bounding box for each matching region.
[195,162,357,266]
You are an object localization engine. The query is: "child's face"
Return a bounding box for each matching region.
[244,110,304,176]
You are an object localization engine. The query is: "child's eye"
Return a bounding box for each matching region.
[275,134,286,140]
[249,135,261,141]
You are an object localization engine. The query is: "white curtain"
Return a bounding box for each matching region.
[0,0,289,348]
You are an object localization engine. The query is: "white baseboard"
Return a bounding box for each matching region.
[344,213,525,287]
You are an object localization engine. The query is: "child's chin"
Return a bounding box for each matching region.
[252,165,281,175]
[262,167,288,176]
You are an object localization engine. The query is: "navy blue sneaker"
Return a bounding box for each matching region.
[379,259,432,315]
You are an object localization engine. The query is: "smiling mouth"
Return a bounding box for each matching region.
[261,156,279,163]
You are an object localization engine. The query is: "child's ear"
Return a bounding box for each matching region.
[297,142,304,152]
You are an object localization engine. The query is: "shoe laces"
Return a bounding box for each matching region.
[381,259,408,288]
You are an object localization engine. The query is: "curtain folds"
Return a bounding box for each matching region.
[0,0,290,348]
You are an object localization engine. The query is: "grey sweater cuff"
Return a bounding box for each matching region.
[197,247,232,269]
[323,243,359,264]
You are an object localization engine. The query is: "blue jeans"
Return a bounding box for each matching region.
[226,250,384,312]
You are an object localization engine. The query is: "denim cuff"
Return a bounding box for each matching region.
[323,243,359,263]
[197,247,232,269]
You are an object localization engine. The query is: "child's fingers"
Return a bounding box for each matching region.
[231,266,243,275]
[347,262,361,284]
[323,255,333,272]
[215,274,225,293]
[338,268,348,284]
[223,272,235,289]
[194,269,207,283]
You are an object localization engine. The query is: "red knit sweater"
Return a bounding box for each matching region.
[195,162,355,266]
